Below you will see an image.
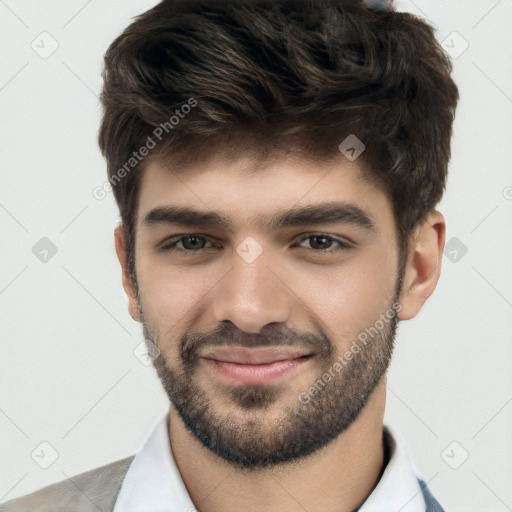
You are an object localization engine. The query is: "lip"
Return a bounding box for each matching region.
[200,346,312,365]
[201,356,312,385]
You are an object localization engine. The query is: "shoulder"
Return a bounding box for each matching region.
[0,455,135,512]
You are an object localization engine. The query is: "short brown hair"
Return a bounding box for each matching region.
[98,0,459,287]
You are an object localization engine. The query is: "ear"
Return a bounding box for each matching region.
[397,210,446,321]
[114,223,142,323]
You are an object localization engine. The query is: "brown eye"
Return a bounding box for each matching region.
[161,235,215,254]
[296,234,351,252]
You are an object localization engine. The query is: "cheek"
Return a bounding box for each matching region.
[294,246,397,345]
[144,277,204,320]
[136,260,209,352]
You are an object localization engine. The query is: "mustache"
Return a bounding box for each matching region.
[180,322,332,364]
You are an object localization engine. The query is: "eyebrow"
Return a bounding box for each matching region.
[141,201,377,234]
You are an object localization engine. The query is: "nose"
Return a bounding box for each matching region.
[212,246,291,334]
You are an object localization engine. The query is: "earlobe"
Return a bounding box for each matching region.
[114,223,142,323]
[397,211,446,321]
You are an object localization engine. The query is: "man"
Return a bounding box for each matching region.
[0,0,458,510]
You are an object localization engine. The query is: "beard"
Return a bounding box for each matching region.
[137,263,404,473]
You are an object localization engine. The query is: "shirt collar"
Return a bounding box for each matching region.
[358,424,426,512]
[114,410,426,512]
[113,411,195,512]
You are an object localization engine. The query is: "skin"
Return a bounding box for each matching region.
[114,151,445,512]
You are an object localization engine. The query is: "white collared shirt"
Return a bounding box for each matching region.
[113,410,427,512]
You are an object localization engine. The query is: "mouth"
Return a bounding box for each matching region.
[199,346,313,365]
[200,347,313,385]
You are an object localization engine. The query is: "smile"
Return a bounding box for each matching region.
[200,355,312,385]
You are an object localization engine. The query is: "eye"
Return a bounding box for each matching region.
[160,235,216,254]
[159,233,352,256]
[295,234,352,252]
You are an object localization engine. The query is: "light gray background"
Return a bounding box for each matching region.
[1,0,511,510]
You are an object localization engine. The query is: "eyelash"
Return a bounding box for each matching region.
[160,234,352,255]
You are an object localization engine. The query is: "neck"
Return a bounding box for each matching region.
[169,379,387,512]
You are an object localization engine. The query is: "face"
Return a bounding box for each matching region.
[123,153,405,471]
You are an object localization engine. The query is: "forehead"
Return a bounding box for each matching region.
[136,152,393,232]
